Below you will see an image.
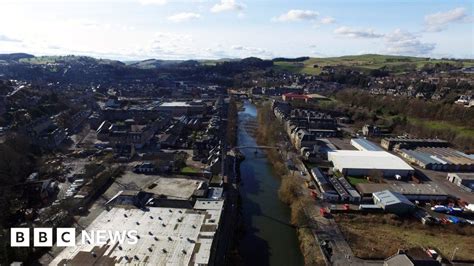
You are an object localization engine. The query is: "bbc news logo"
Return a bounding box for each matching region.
[11,228,138,247]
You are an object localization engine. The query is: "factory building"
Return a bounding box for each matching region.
[310,168,340,201]
[373,190,416,215]
[381,137,449,151]
[328,150,414,178]
[447,173,474,192]
[357,183,448,201]
[398,147,474,171]
[351,138,384,151]
[51,201,224,266]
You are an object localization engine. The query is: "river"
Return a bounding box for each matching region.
[237,100,304,266]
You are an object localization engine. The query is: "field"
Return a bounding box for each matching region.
[273,54,474,75]
[408,117,474,139]
[335,213,474,261]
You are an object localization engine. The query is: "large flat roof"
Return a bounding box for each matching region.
[356,183,447,196]
[160,102,191,107]
[328,150,414,171]
[51,203,223,266]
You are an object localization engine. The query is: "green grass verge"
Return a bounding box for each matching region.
[346,176,369,186]
[180,166,200,174]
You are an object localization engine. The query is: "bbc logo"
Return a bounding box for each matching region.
[11,228,76,247]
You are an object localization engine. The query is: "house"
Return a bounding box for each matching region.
[362,124,381,137]
[384,249,441,266]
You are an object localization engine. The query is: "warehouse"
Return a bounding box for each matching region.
[356,183,448,201]
[447,173,474,192]
[51,202,224,266]
[381,137,449,151]
[350,138,384,151]
[310,168,340,201]
[328,150,414,178]
[373,190,415,215]
[398,147,474,171]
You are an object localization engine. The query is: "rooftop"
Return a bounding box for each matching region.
[160,102,191,107]
[51,204,223,265]
[328,150,414,171]
[373,190,414,206]
[356,182,447,196]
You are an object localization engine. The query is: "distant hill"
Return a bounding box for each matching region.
[0,53,34,61]
[273,54,474,75]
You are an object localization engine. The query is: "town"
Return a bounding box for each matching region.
[0,51,473,266]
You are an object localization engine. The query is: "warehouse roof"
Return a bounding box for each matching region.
[351,138,384,151]
[51,204,223,265]
[373,190,414,207]
[356,183,447,196]
[328,150,414,171]
[160,102,191,107]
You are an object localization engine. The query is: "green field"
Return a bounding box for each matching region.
[273,54,474,75]
[408,117,474,138]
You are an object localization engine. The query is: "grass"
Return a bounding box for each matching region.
[408,117,474,138]
[272,54,474,75]
[346,176,369,186]
[335,213,474,261]
[180,166,200,174]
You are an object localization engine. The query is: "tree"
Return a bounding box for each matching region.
[368,169,384,183]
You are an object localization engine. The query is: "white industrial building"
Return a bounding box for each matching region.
[51,201,223,266]
[328,150,414,178]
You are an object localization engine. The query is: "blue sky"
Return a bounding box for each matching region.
[0,0,472,60]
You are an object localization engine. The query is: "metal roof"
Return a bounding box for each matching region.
[351,138,384,151]
[373,190,414,207]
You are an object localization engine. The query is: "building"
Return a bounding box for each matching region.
[362,124,381,137]
[282,92,310,102]
[447,173,474,192]
[157,101,206,116]
[51,202,224,266]
[328,150,414,178]
[373,190,415,215]
[351,138,384,151]
[310,168,340,201]
[384,249,441,266]
[356,183,448,201]
[398,147,474,171]
[381,137,449,151]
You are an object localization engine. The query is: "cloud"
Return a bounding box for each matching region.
[384,29,435,56]
[210,0,245,13]
[167,12,201,22]
[334,26,383,38]
[230,45,273,58]
[424,7,470,32]
[273,9,319,22]
[0,34,21,42]
[138,0,167,5]
[320,16,335,24]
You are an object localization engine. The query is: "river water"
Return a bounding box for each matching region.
[237,100,304,266]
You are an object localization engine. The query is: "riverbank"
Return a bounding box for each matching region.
[255,101,326,265]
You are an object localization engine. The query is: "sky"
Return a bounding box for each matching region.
[0,0,472,60]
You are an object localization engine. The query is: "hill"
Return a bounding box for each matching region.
[273,54,474,75]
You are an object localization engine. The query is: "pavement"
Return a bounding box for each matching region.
[417,167,474,203]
